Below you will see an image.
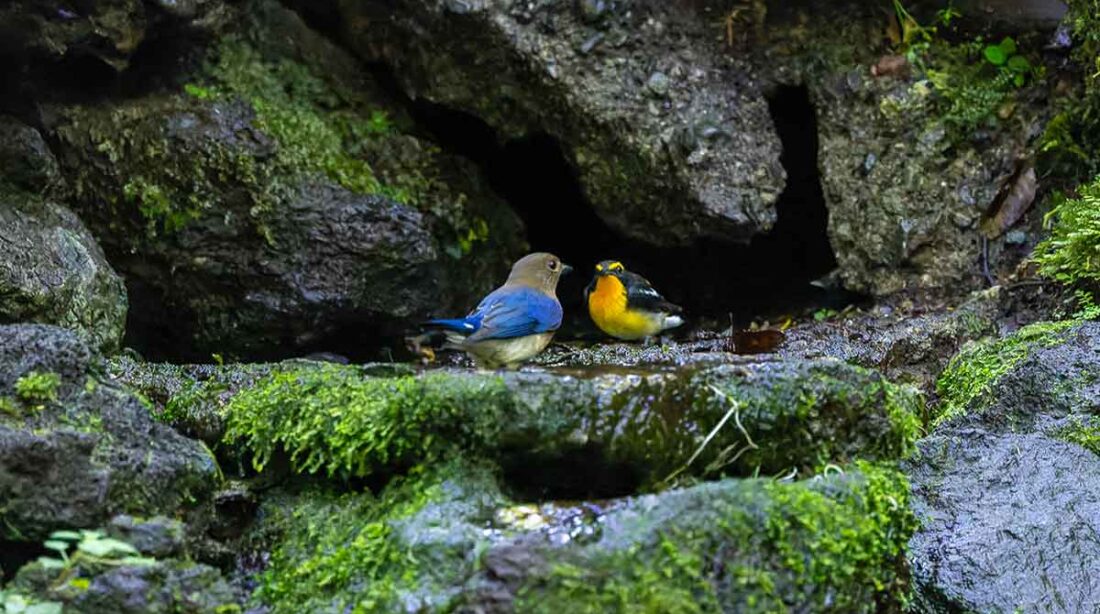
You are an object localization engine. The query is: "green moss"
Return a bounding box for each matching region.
[514,463,916,613]
[255,460,500,613]
[935,320,1078,424]
[222,365,513,478]
[203,40,382,197]
[1032,180,1100,313]
[122,177,193,235]
[221,361,921,488]
[1055,415,1100,455]
[0,396,18,416]
[14,371,61,405]
[64,97,280,241]
[621,363,923,487]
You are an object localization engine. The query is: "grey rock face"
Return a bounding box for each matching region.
[339,0,786,246]
[907,322,1100,612]
[0,324,220,541]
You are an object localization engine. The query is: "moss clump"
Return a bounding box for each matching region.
[512,463,917,613]
[1032,179,1100,316]
[255,460,501,613]
[220,361,922,490]
[1055,416,1100,456]
[202,40,384,197]
[14,371,61,405]
[222,365,513,478]
[935,320,1078,424]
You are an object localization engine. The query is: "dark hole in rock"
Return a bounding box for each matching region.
[0,540,48,582]
[385,71,859,336]
[497,443,644,500]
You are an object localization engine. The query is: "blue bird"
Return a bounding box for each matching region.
[426,252,571,369]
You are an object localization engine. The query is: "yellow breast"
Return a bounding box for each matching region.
[587,276,663,341]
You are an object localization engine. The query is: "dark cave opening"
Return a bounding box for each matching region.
[398,79,853,336]
[0,540,48,583]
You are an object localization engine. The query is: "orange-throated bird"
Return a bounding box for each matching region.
[425,252,570,369]
[584,260,683,342]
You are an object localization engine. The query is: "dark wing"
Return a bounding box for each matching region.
[622,271,682,314]
[466,286,562,342]
[583,276,596,304]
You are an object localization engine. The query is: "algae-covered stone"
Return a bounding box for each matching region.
[0,325,219,541]
[0,185,127,353]
[907,321,1100,612]
[252,459,505,613]
[337,0,785,247]
[212,358,920,492]
[248,461,915,613]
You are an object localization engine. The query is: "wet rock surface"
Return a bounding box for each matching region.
[0,324,220,541]
[907,321,1100,612]
[338,0,786,246]
[0,185,128,353]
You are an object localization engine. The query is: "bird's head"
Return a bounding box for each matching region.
[593,260,626,278]
[506,252,571,293]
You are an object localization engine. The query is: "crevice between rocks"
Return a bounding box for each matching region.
[381,67,858,331]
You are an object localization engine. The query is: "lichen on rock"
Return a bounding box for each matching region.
[0,182,128,354]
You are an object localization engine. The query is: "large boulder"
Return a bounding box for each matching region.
[0,181,127,353]
[246,458,914,613]
[0,324,220,541]
[336,0,786,247]
[907,321,1100,611]
[45,0,524,360]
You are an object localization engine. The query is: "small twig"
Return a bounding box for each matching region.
[660,385,757,486]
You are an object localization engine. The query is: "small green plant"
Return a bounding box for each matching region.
[980,37,1033,87]
[38,530,154,573]
[123,177,197,236]
[14,371,60,406]
[1032,180,1100,315]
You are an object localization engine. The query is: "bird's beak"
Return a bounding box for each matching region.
[561,263,573,275]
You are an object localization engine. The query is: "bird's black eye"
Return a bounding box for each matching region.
[548,260,558,271]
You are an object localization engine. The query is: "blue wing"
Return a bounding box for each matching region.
[465,286,562,341]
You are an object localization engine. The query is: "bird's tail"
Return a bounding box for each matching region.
[424,318,477,333]
[422,318,477,349]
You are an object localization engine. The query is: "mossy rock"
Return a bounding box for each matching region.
[247,460,915,613]
[150,356,926,493]
[908,321,1100,611]
[0,325,220,541]
[43,0,523,361]
[11,555,237,614]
